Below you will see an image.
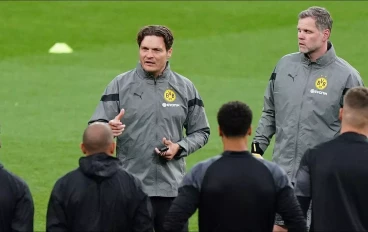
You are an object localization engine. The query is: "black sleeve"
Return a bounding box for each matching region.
[163,185,199,232]
[163,157,217,232]
[297,196,311,218]
[131,179,154,232]
[46,181,68,232]
[12,183,34,232]
[276,186,307,232]
[294,149,312,198]
[294,149,312,218]
[261,160,307,232]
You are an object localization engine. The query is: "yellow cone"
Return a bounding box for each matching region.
[49,43,73,54]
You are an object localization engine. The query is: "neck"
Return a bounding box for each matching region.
[153,70,163,78]
[149,64,167,78]
[308,42,328,62]
[340,124,368,137]
[85,151,112,156]
[222,136,248,152]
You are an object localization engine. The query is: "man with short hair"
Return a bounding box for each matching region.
[0,136,34,232]
[295,87,368,231]
[163,101,307,232]
[46,122,153,232]
[89,25,210,232]
[250,6,364,231]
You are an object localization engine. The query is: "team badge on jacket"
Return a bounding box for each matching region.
[164,89,176,102]
[315,76,328,90]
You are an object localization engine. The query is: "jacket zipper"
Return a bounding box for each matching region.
[292,62,313,182]
[154,75,158,196]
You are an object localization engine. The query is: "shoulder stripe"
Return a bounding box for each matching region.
[188,98,204,108]
[101,94,119,102]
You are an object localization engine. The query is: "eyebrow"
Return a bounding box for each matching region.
[141,46,163,51]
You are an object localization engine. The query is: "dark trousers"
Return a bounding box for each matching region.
[150,197,189,232]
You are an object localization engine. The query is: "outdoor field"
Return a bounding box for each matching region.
[1,1,367,231]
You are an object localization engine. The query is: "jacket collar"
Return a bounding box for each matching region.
[222,150,252,156]
[136,61,171,83]
[301,41,337,66]
[340,132,368,143]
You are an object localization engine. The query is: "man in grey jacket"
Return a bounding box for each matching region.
[251,6,364,231]
[89,25,210,232]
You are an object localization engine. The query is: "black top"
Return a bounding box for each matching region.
[46,153,153,232]
[164,151,306,232]
[0,163,34,232]
[295,132,368,231]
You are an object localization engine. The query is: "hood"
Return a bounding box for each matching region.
[79,153,121,179]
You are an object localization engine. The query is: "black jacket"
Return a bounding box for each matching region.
[46,153,153,232]
[0,163,34,232]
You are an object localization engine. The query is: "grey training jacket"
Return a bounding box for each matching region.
[253,42,364,183]
[89,62,210,197]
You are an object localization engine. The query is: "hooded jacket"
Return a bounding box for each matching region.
[46,153,153,232]
[0,163,34,232]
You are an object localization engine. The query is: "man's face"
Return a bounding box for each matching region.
[297,17,327,55]
[139,35,172,76]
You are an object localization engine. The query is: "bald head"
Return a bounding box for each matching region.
[81,122,115,155]
[341,87,368,130]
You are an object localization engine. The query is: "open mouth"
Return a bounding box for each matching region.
[145,61,155,65]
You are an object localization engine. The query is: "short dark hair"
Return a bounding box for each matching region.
[299,6,333,32]
[137,25,174,50]
[217,101,252,137]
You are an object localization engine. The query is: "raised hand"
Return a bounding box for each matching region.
[108,109,126,137]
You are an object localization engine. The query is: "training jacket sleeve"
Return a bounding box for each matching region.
[164,156,219,231]
[260,159,307,232]
[46,180,68,232]
[89,77,120,124]
[252,69,277,155]
[12,182,34,232]
[276,184,307,232]
[176,84,210,158]
[163,166,201,232]
[340,71,365,107]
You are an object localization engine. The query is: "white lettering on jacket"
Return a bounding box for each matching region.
[162,103,180,107]
[310,89,328,96]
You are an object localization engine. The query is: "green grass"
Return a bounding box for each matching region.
[1,1,367,231]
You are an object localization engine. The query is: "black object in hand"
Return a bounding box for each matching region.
[159,146,169,152]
